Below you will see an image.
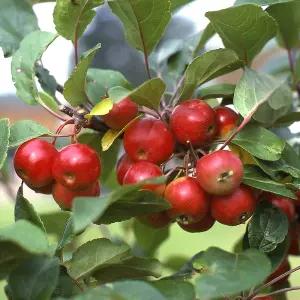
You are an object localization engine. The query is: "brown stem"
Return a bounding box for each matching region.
[184,150,190,177]
[52,119,75,145]
[139,108,159,119]
[68,273,84,292]
[253,286,300,298]
[247,265,300,299]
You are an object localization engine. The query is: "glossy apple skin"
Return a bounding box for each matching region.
[116,153,134,185]
[14,139,58,187]
[53,181,100,209]
[136,211,172,229]
[214,106,239,139]
[123,161,165,196]
[211,186,256,226]
[179,213,215,233]
[164,176,210,224]
[264,193,295,222]
[255,297,275,300]
[196,150,243,196]
[170,99,217,146]
[102,97,138,130]
[124,118,175,165]
[288,223,300,255]
[266,258,290,285]
[52,144,101,191]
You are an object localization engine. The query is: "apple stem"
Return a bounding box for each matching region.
[52,119,75,145]
[247,265,300,299]
[139,108,160,119]
[188,142,199,161]
[252,286,300,299]
[184,150,190,177]
[169,74,186,107]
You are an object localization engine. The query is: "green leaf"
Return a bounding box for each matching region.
[8,256,60,300]
[9,120,51,148]
[266,1,300,49]
[152,279,195,300]
[55,288,124,300]
[86,68,132,105]
[98,189,171,225]
[108,281,166,300]
[193,23,215,58]
[247,202,289,252]
[63,44,101,107]
[197,83,235,99]
[206,5,277,63]
[295,55,300,80]
[36,66,57,98]
[242,165,297,199]
[234,0,293,4]
[0,220,50,274]
[133,220,169,256]
[72,177,169,232]
[254,143,300,180]
[273,112,300,127]
[194,247,271,298]
[107,0,171,56]
[85,98,114,119]
[69,238,130,280]
[109,78,166,111]
[0,119,10,169]
[37,92,58,112]
[39,211,71,237]
[56,217,75,252]
[234,69,292,126]
[178,49,242,102]
[170,0,194,11]
[15,184,46,232]
[52,265,75,298]
[108,86,131,103]
[11,31,57,105]
[231,124,285,161]
[53,0,104,41]
[78,131,120,187]
[93,256,162,284]
[0,0,39,57]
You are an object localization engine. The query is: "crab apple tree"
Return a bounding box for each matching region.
[1,0,300,300]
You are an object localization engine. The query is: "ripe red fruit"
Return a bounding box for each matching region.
[14,139,58,187]
[169,99,217,146]
[265,193,295,222]
[124,118,174,165]
[214,106,239,139]
[196,150,243,196]
[102,97,138,130]
[136,211,172,229]
[53,181,100,209]
[123,161,165,196]
[288,223,300,255]
[26,182,54,195]
[164,176,210,224]
[116,153,134,185]
[52,144,101,191]
[179,213,215,233]
[266,258,290,285]
[211,185,256,226]
[256,297,275,300]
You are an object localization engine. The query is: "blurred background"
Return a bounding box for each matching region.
[1,0,299,299]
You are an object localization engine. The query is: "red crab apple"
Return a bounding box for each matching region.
[214,106,239,139]
[266,258,291,285]
[26,182,54,195]
[256,297,275,300]
[53,181,100,209]
[123,161,166,196]
[288,223,300,255]
[136,211,172,229]
[169,99,217,146]
[102,97,138,130]
[179,213,215,233]
[164,176,210,225]
[14,139,58,187]
[211,185,256,226]
[124,118,175,165]
[196,150,243,196]
[116,153,134,185]
[52,144,101,191]
[264,193,295,222]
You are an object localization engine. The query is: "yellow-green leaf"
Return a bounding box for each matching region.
[101,115,141,151]
[85,98,114,119]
